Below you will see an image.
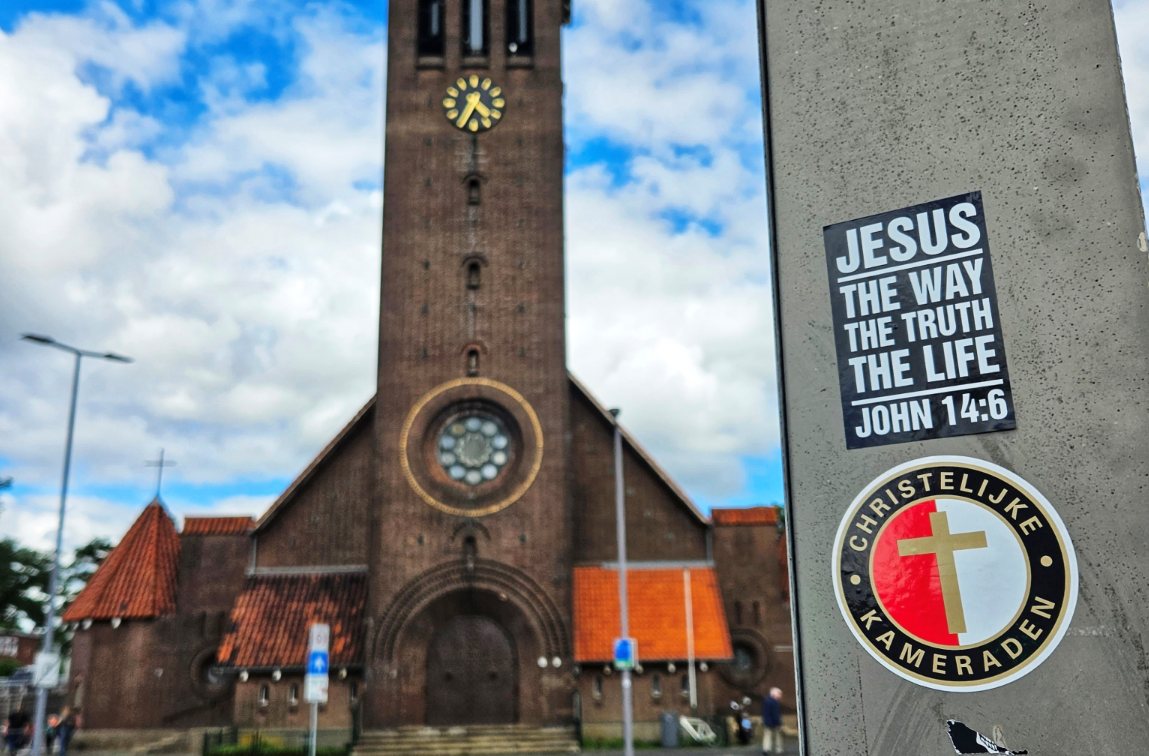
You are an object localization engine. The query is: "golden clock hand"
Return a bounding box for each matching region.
[473,100,492,118]
[456,92,481,128]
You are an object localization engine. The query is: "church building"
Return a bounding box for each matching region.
[63,0,793,748]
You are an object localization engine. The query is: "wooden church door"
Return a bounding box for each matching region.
[426,615,517,725]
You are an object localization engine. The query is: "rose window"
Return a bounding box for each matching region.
[438,415,512,485]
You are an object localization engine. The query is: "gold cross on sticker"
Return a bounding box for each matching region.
[897,510,988,635]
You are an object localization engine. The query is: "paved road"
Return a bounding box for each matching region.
[578,747,798,755]
[67,746,800,756]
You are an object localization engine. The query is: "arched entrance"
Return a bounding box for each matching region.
[425,615,517,725]
[370,562,571,727]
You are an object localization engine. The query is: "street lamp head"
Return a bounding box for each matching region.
[102,353,133,363]
[609,408,621,418]
[21,334,55,345]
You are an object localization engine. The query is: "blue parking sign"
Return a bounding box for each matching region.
[613,637,637,670]
[308,650,329,675]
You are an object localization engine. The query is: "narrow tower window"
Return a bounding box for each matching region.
[651,674,662,699]
[463,535,477,572]
[467,261,482,289]
[593,675,603,700]
[506,0,533,56]
[467,348,480,376]
[258,684,269,706]
[418,0,445,56]
[289,683,299,706]
[467,177,482,205]
[734,600,743,625]
[463,0,488,56]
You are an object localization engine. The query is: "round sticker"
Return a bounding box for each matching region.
[833,456,1077,691]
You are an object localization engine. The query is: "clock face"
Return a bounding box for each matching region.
[443,75,505,133]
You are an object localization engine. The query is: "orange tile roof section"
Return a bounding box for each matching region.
[183,516,255,535]
[216,573,367,669]
[63,500,180,622]
[711,506,780,526]
[572,566,732,663]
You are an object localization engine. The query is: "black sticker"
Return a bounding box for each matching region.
[823,192,1016,449]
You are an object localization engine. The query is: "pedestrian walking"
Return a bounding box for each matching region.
[761,687,784,755]
[46,714,58,755]
[55,709,78,756]
[5,705,29,756]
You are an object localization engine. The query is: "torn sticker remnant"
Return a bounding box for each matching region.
[946,720,1027,755]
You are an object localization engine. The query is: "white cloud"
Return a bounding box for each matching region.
[8,0,1140,550]
[0,4,384,515]
[0,493,139,553]
[1115,0,1149,202]
[0,0,778,538]
[564,0,762,150]
[563,0,776,500]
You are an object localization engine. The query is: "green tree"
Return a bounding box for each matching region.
[0,538,50,631]
[56,538,112,651]
[63,538,112,604]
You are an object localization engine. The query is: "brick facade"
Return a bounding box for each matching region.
[65,0,795,736]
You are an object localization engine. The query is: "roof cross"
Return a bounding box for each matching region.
[145,448,177,501]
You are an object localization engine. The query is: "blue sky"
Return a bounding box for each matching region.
[0,0,781,550]
[0,0,1144,551]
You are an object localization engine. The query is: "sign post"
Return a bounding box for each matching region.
[758,0,1149,752]
[304,624,329,756]
[610,409,634,756]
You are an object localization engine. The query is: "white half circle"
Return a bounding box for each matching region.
[935,498,1028,646]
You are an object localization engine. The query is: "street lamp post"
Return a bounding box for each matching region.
[21,334,131,756]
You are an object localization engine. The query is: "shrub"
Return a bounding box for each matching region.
[579,737,661,750]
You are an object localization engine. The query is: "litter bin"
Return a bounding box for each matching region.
[660,711,680,748]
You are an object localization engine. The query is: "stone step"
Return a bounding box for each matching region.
[352,726,579,756]
[358,735,574,739]
[351,744,579,749]
[356,730,574,739]
[360,726,575,735]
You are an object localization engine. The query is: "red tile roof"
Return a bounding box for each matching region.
[572,566,732,663]
[183,516,254,535]
[711,506,780,526]
[216,573,367,669]
[63,500,180,622]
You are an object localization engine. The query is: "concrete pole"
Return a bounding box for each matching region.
[610,409,633,756]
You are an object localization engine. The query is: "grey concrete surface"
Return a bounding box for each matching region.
[760,0,1149,754]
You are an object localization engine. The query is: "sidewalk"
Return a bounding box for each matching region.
[581,747,798,756]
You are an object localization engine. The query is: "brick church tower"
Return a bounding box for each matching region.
[63,0,795,746]
[367,0,573,726]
